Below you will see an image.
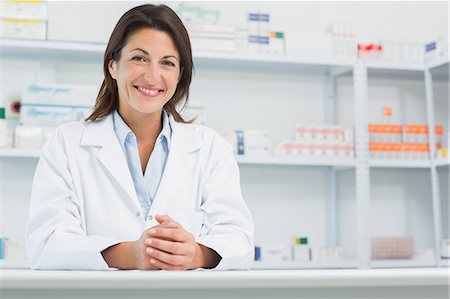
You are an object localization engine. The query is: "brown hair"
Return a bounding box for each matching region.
[86,4,193,122]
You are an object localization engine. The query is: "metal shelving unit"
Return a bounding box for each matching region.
[1,38,448,270]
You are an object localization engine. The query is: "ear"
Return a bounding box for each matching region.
[108,60,118,80]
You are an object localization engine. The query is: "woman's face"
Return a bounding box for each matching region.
[108,28,181,121]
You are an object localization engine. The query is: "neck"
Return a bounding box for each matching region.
[119,109,163,144]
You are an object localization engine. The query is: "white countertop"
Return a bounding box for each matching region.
[1,268,448,290]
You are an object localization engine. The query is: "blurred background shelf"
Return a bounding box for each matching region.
[370,259,437,268]
[251,260,358,270]
[0,259,30,269]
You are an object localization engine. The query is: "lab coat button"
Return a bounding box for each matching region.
[148,215,153,221]
[135,211,140,217]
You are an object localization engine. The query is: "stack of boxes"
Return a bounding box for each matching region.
[369,124,445,160]
[369,106,446,160]
[247,12,286,55]
[0,0,48,40]
[274,124,354,159]
[371,237,414,260]
[236,130,270,157]
[254,237,343,262]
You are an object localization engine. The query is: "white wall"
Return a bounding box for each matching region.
[1,1,448,261]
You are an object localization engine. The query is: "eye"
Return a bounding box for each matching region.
[161,60,176,67]
[131,56,146,62]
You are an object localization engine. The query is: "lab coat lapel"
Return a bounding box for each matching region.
[149,115,204,216]
[81,115,140,211]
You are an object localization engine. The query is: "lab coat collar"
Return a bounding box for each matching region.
[80,113,205,222]
[80,115,139,211]
[147,114,205,224]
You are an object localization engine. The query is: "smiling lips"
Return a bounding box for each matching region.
[136,86,162,97]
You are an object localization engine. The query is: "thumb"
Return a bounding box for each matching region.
[155,214,179,227]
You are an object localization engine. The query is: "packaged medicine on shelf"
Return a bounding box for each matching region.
[292,237,311,261]
[328,21,357,59]
[246,12,271,54]
[254,246,261,261]
[441,239,450,259]
[369,142,402,160]
[260,243,292,262]
[0,18,47,40]
[2,238,26,261]
[1,0,48,20]
[357,43,383,60]
[14,125,55,148]
[0,108,7,148]
[311,247,344,262]
[20,84,97,127]
[269,31,286,55]
[188,24,236,53]
[227,130,270,157]
[413,248,435,261]
[403,125,443,143]
[291,124,353,159]
[295,124,346,142]
[424,38,445,62]
[368,124,402,143]
[371,237,413,260]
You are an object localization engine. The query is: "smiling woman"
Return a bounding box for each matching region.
[108,29,181,122]
[25,4,254,271]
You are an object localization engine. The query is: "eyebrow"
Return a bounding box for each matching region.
[130,48,179,61]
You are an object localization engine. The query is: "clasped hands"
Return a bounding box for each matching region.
[133,214,202,270]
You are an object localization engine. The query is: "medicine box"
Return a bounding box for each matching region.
[20,84,98,127]
[0,18,47,40]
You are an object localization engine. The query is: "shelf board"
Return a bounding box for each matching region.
[2,38,448,76]
[0,38,351,74]
[236,156,355,167]
[371,259,437,268]
[369,159,449,168]
[0,259,30,269]
[251,260,358,270]
[2,149,448,170]
[0,148,41,158]
[428,58,449,70]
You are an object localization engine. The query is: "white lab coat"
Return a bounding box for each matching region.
[26,113,254,270]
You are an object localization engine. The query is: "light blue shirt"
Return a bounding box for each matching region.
[113,110,171,218]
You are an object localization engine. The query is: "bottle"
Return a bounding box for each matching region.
[0,107,7,148]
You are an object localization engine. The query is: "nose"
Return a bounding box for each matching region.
[143,62,161,83]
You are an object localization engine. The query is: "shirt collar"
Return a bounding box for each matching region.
[160,109,172,149]
[113,110,132,147]
[113,110,171,148]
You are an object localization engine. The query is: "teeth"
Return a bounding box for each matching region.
[138,86,159,95]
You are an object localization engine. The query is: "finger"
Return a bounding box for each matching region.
[155,214,176,224]
[144,238,186,255]
[146,247,186,267]
[155,221,179,229]
[148,227,192,242]
[148,257,185,271]
[148,221,179,235]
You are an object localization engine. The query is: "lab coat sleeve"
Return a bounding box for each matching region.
[26,127,122,270]
[197,137,255,270]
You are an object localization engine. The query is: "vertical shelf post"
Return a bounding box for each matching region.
[424,68,442,267]
[325,70,338,248]
[353,60,371,268]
